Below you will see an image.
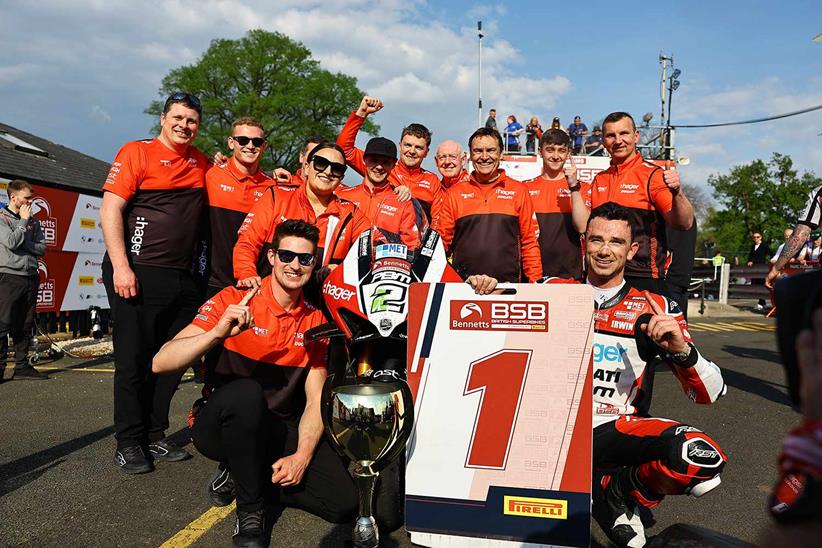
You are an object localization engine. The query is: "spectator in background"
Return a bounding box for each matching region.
[568,116,589,154]
[585,125,605,156]
[799,232,821,264]
[747,231,772,266]
[666,219,698,321]
[550,116,567,133]
[484,108,498,132]
[504,115,524,154]
[0,179,47,381]
[525,116,543,154]
[747,231,772,310]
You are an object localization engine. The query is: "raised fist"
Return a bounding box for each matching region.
[357,96,384,117]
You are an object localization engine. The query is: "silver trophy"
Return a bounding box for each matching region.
[322,379,414,547]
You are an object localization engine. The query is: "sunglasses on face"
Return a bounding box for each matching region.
[164,92,201,112]
[275,249,316,267]
[311,155,347,179]
[232,136,266,147]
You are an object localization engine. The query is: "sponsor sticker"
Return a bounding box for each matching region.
[78,275,95,286]
[449,300,548,332]
[503,496,567,520]
[372,258,411,275]
[375,243,408,260]
[80,218,96,229]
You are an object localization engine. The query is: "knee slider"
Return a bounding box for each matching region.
[665,425,726,478]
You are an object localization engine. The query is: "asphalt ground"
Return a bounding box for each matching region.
[0,314,796,548]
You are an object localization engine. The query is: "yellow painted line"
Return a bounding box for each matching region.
[733,322,776,332]
[159,502,235,548]
[688,323,727,332]
[714,322,758,332]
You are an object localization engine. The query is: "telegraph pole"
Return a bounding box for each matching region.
[478,21,484,128]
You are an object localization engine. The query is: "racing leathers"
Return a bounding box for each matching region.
[547,277,728,507]
[589,280,727,506]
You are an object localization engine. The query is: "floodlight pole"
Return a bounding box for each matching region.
[478,21,484,128]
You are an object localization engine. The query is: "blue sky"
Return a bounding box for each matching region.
[1,0,820,193]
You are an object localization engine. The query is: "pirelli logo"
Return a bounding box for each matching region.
[503,496,567,519]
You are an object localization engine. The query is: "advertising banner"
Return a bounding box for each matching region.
[1,178,107,311]
[405,283,595,547]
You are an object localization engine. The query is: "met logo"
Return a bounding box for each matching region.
[593,342,626,364]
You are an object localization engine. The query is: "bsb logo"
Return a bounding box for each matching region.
[31,197,57,246]
[449,300,548,332]
[503,496,567,520]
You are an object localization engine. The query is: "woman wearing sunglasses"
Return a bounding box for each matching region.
[233,142,373,291]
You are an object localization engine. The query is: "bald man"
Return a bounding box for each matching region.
[435,140,469,190]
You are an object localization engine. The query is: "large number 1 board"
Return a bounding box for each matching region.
[405,283,594,548]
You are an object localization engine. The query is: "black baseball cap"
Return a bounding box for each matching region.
[364,137,397,160]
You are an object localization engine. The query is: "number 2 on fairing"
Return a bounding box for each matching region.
[463,349,531,469]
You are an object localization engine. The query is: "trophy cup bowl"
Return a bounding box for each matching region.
[322,379,414,548]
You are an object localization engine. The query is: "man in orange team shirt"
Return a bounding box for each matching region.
[524,129,590,279]
[336,136,421,248]
[435,140,470,190]
[337,96,442,220]
[589,111,693,296]
[433,127,542,283]
[100,92,209,473]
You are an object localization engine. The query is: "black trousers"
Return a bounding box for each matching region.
[191,378,403,530]
[102,262,200,449]
[0,273,38,369]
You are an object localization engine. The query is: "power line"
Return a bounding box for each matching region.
[673,103,822,128]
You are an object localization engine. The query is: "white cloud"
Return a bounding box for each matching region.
[90,105,111,123]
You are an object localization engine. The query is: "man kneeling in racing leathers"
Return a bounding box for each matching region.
[545,202,727,548]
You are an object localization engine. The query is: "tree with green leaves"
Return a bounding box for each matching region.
[701,153,820,256]
[145,29,378,172]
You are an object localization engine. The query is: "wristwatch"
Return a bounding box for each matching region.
[568,183,581,192]
[670,344,694,363]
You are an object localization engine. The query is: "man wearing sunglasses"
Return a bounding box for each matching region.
[154,220,362,548]
[204,117,275,297]
[337,95,442,220]
[233,143,372,291]
[101,92,209,473]
[336,136,421,248]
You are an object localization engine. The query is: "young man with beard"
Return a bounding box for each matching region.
[100,93,209,472]
[204,117,275,296]
[153,220,362,548]
[232,143,372,290]
[432,127,542,283]
[524,129,590,279]
[434,140,469,190]
[335,136,421,248]
[550,202,726,548]
[337,96,442,220]
[589,112,694,297]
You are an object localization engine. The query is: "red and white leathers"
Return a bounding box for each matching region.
[546,277,728,507]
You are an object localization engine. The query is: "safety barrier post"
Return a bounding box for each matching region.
[719,264,730,304]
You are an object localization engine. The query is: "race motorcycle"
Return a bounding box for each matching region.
[305,209,461,546]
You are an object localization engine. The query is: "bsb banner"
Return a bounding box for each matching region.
[1,178,108,312]
[405,283,595,548]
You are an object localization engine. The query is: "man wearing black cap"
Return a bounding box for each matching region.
[585,126,604,156]
[336,136,421,248]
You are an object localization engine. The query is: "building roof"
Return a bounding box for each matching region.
[0,122,109,195]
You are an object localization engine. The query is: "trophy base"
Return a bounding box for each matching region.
[352,515,379,548]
